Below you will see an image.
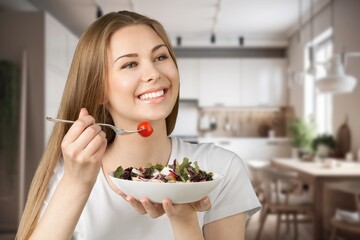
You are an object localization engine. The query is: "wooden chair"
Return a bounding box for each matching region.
[255,166,313,240]
[330,193,360,240]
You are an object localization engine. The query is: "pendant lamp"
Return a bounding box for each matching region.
[315,0,358,94]
[307,0,317,76]
[316,54,357,94]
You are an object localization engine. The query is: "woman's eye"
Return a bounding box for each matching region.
[154,55,168,62]
[123,62,138,69]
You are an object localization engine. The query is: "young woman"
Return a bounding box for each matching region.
[17,11,260,240]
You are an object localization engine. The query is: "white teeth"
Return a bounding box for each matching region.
[139,90,164,100]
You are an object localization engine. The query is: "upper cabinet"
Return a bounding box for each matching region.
[178,57,288,107]
[45,13,78,72]
[177,58,199,100]
[44,13,79,142]
[198,58,241,107]
[240,58,287,107]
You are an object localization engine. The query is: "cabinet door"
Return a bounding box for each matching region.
[177,58,199,100]
[45,13,68,71]
[240,59,287,107]
[267,59,287,106]
[198,59,241,107]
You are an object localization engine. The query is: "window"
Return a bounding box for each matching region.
[304,36,333,135]
[314,39,333,134]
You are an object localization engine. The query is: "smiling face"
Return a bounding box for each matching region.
[106,24,179,128]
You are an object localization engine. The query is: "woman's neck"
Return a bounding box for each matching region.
[102,127,172,173]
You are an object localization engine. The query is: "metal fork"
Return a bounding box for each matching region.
[46,117,141,135]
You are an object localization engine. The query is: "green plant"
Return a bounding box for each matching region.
[288,118,316,152]
[311,134,337,152]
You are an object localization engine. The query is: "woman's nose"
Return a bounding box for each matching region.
[141,62,161,82]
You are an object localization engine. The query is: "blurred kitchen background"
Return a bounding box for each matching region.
[1,0,360,239]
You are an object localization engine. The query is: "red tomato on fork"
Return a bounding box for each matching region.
[137,121,153,137]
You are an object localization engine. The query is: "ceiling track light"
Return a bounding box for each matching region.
[210,0,220,45]
[210,33,216,44]
[176,36,182,46]
[239,36,244,46]
[96,5,103,18]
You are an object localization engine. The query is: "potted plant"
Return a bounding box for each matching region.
[288,118,316,159]
[311,134,337,158]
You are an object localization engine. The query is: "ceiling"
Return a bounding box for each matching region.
[1,0,330,47]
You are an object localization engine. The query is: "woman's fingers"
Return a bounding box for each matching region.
[61,108,108,178]
[62,113,95,147]
[123,196,165,218]
[162,197,212,218]
[78,128,106,161]
[123,196,211,219]
[126,196,147,215]
[140,198,165,218]
[193,196,211,212]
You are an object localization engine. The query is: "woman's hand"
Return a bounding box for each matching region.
[162,198,210,240]
[61,108,107,188]
[122,194,211,219]
[109,182,210,239]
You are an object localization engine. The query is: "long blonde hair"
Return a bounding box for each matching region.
[16,11,179,239]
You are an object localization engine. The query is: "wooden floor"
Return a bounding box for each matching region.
[245,211,313,240]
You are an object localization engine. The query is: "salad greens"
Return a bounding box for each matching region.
[113,158,214,183]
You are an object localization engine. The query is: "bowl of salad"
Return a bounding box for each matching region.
[109,158,223,204]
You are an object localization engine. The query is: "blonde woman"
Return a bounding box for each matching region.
[17,11,260,240]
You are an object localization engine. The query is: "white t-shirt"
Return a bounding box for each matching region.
[42,137,261,239]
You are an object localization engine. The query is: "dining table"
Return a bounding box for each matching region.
[271,158,360,240]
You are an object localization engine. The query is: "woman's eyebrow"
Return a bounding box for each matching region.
[113,44,167,63]
[152,44,166,52]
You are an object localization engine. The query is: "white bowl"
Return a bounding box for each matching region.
[109,172,223,204]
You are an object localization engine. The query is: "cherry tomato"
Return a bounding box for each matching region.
[166,172,177,181]
[137,121,153,137]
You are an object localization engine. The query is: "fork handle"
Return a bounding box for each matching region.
[46,117,113,128]
[46,117,75,124]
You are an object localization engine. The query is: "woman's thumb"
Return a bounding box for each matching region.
[78,108,89,119]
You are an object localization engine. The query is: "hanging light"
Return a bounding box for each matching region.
[307,47,318,76]
[316,54,357,94]
[307,0,317,76]
[315,0,358,94]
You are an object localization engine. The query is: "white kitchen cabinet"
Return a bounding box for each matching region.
[45,14,78,72]
[198,58,241,107]
[45,13,78,142]
[240,59,287,107]
[198,137,292,162]
[197,58,287,107]
[177,58,199,100]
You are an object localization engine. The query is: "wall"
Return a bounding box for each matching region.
[331,0,360,157]
[288,0,360,156]
[0,12,45,230]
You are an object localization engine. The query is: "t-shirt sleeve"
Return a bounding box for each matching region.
[204,145,261,225]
